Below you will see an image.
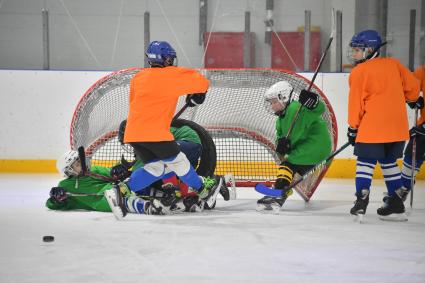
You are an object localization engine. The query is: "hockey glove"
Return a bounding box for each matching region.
[347,127,358,146]
[276,137,291,156]
[49,187,68,203]
[409,123,425,137]
[299,89,319,110]
[407,96,424,110]
[110,164,132,182]
[186,93,206,107]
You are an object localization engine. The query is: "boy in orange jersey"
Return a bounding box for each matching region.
[400,64,425,199]
[106,41,224,219]
[346,30,420,221]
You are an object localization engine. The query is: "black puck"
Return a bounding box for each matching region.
[43,236,54,242]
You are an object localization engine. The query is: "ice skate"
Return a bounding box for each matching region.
[350,189,369,222]
[144,201,167,215]
[104,185,128,220]
[377,190,408,222]
[196,176,223,208]
[256,189,291,213]
[183,196,204,212]
[222,173,237,200]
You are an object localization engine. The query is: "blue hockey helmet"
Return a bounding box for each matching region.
[349,30,382,50]
[145,41,177,67]
[347,30,384,64]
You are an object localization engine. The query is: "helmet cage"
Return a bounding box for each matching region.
[56,150,80,177]
[264,81,294,115]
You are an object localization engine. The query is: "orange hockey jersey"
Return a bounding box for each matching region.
[413,64,425,125]
[124,67,209,142]
[348,57,420,143]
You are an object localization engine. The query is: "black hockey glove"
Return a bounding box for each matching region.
[299,89,319,110]
[347,127,358,146]
[110,164,132,182]
[49,187,68,203]
[409,123,425,137]
[276,137,291,156]
[186,93,206,107]
[407,96,424,109]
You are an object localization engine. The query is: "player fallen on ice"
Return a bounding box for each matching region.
[346,30,420,221]
[399,64,425,202]
[105,40,226,220]
[257,80,332,211]
[109,120,231,214]
[47,150,164,216]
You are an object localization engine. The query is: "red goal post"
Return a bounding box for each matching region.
[70,68,337,201]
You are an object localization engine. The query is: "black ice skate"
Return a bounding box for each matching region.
[257,188,292,212]
[350,189,370,215]
[104,184,128,220]
[183,196,204,212]
[377,190,407,222]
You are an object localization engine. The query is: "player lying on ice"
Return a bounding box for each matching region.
[104,40,229,220]
[256,80,332,212]
[106,119,231,216]
[47,150,230,217]
[346,30,420,221]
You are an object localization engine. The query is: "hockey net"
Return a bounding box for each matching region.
[70,68,337,201]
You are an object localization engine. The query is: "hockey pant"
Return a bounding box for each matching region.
[127,152,202,194]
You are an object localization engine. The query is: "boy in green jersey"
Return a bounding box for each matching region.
[257,81,332,211]
[46,150,160,217]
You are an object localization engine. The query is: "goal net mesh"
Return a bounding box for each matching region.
[70,68,337,201]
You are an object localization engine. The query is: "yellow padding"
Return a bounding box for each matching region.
[0,159,424,180]
[277,165,293,182]
[0,160,57,173]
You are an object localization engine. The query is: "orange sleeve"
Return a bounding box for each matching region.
[413,65,425,125]
[347,69,365,129]
[172,67,209,96]
[398,61,420,103]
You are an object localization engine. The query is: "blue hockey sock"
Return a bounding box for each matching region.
[124,196,146,214]
[162,153,202,190]
[401,155,423,190]
[379,157,402,197]
[355,157,377,194]
[177,166,202,190]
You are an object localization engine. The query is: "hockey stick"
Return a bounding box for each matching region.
[284,9,335,140]
[77,146,116,182]
[410,107,418,208]
[66,192,104,197]
[78,146,88,175]
[172,102,190,122]
[255,141,350,197]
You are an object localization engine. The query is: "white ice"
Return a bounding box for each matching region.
[0,174,424,283]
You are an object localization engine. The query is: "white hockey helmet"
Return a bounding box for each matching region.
[56,150,79,177]
[264,80,294,115]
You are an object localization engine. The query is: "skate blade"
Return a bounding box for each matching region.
[256,203,272,212]
[353,213,365,224]
[104,190,124,221]
[379,213,408,222]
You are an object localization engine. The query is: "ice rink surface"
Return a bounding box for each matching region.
[0,174,424,283]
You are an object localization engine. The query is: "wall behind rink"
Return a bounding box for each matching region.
[0,69,423,178]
